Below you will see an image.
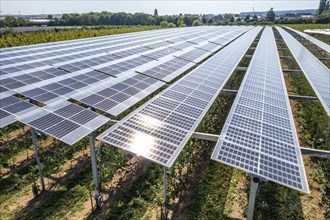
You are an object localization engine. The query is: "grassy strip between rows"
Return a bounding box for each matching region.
[16,168,91,220]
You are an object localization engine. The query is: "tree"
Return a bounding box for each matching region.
[236,17,241,22]
[318,0,327,15]
[224,13,232,20]
[266,7,276,22]
[4,16,18,27]
[202,14,207,23]
[192,19,202,26]
[47,15,53,20]
[154,9,158,16]
[230,16,235,22]
[316,9,330,23]
[17,17,27,26]
[244,14,250,22]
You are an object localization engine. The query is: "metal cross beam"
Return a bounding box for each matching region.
[221,89,319,102]
[105,126,329,159]
[280,56,295,60]
[288,95,319,102]
[319,57,330,61]
[280,55,330,61]
[191,132,330,158]
[282,69,303,74]
[236,66,248,71]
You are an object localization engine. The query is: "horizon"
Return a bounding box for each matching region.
[1,0,320,16]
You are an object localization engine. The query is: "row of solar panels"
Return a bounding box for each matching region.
[284,26,330,53]
[1,26,252,145]
[1,26,329,194]
[98,26,329,194]
[277,27,330,116]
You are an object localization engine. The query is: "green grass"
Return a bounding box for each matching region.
[106,164,163,220]
[282,24,330,32]
[0,26,162,48]
[280,24,330,44]
[16,169,92,220]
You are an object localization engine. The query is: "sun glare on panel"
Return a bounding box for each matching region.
[140,115,162,127]
[131,133,155,156]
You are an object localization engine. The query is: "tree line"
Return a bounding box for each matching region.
[0,0,329,28]
[0,11,203,28]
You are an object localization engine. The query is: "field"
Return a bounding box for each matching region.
[0,25,162,48]
[0,24,329,220]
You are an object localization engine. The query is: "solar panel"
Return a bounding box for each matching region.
[17,100,109,145]
[208,27,250,46]
[187,37,209,45]
[54,54,121,73]
[112,46,151,58]
[194,42,223,53]
[277,27,330,116]
[141,47,180,60]
[71,72,165,116]
[27,69,107,100]
[97,27,262,167]
[0,28,206,74]
[174,48,212,63]
[143,41,173,49]
[0,29,178,62]
[136,57,195,82]
[211,27,309,193]
[169,42,196,50]
[95,55,156,76]
[0,93,38,127]
[0,30,194,80]
[284,27,330,53]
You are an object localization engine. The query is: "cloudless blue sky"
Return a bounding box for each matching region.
[1,0,320,15]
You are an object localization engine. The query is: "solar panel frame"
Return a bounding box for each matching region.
[284,27,330,53]
[70,71,166,116]
[0,93,39,127]
[211,27,309,193]
[277,27,330,116]
[17,100,109,145]
[136,56,195,82]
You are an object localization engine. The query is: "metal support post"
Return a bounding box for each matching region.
[30,128,45,191]
[163,166,167,220]
[89,134,101,209]
[247,177,259,220]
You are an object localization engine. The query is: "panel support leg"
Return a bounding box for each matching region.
[247,177,259,220]
[89,134,101,209]
[163,166,167,220]
[30,128,45,191]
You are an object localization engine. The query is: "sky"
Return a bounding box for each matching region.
[0,0,320,15]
